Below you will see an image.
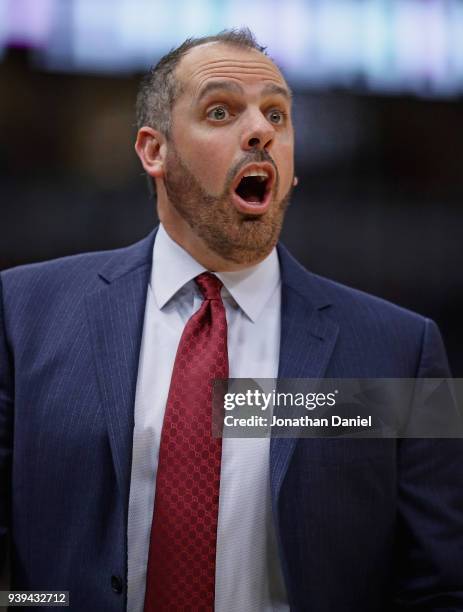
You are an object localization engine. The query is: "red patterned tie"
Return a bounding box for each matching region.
[144,272,228,612]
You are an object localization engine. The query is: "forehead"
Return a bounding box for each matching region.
[175,42,288,97]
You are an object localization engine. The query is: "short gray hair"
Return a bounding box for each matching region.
[135,28,267,138]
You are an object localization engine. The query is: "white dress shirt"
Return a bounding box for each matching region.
[127,224,289,611]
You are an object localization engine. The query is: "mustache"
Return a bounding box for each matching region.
[225,150,279,187]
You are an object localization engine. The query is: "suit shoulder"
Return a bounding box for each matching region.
[3,248,112,279]
[280,244,425,326]
[279,244,428,349]
[308,269,426,326]
[0,233,154,295]
[0,234,154,349]
[306,270,451,376]
[1,250,109,303]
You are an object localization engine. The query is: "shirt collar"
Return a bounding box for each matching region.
[151,224,280,323]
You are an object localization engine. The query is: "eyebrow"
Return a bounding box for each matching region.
[196,81,243,103]
[196,80,292,103]
[262,83,292,100]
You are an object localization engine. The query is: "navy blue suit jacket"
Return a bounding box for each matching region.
[1,230,462,611]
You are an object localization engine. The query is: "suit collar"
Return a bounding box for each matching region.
[276,241,338,379]
[277,241,333,312]
[97,229,157,284]
[95,227,333,312]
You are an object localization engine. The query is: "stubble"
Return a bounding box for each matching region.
[164,146,292,266]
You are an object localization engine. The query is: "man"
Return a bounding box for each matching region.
[1,28,462,612]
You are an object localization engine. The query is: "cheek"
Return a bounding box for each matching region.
[178,134,232,193]
[196,157,228,194]
[275,145,294,190]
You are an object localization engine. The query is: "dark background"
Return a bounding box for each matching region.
[1,47,462,374]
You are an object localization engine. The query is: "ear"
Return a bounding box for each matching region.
[134,126,167,179]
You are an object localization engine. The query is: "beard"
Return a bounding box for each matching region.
[163,145,293,266]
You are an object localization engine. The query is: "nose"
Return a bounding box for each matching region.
[241,109,275,152]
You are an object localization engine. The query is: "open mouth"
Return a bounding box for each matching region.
[231,163,275,214]
[235,174,268,204]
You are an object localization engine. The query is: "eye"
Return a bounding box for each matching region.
[207,106,230,121]
[268,109,286,124]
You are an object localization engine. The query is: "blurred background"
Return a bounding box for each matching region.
[0,0,462,374]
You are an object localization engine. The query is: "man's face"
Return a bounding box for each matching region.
[163,42,295,266]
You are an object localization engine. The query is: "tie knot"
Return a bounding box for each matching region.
[195,272,223,301]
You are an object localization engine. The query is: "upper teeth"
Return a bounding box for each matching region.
[243,170,269,181]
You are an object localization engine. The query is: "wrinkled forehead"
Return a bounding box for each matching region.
[175,42,289,98]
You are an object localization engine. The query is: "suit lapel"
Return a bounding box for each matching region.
[270,244,339,502]
[86,231,156,501]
